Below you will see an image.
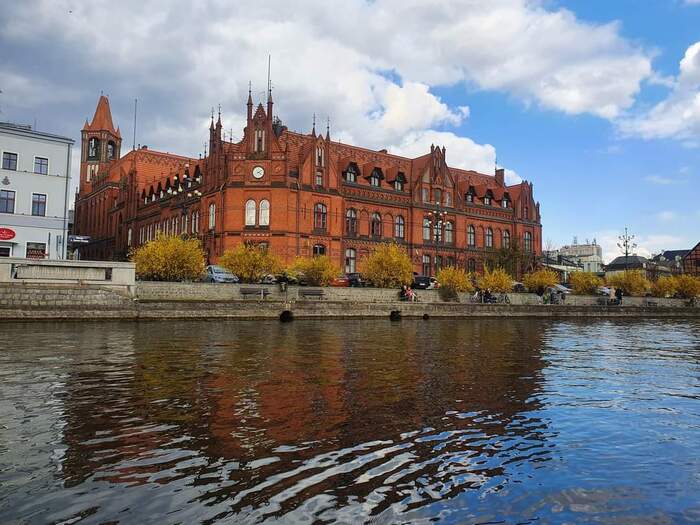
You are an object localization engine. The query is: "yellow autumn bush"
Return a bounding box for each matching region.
[436,266,474,301]
[522,268,559,295]
[360,242,413,288]
[606,270,650,296]
[130,233,206,282]
[219,243,282,283]
[477,266,513,293]
[569,271,603,295]
[651,275,678,298]
[288,255,340,286]
[674,274,700,298]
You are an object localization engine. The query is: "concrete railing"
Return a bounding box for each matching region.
[0,257,136,295]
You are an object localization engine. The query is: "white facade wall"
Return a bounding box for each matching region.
[0,123,73,259]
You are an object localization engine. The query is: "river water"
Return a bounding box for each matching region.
[1,319,699,524]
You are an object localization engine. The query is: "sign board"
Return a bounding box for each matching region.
[0,227,16,241]
[68,235,91,244]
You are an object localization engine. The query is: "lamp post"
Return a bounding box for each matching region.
[617,227,637,272]
[428,203,447,276]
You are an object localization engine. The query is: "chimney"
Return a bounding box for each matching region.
[495,168,505,186]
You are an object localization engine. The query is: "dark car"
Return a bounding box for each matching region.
[346,273,367,287]
[412,275,432,289]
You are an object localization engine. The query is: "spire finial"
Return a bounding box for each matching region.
[312,113,316,136]
[326,116,330,140]
[267,54,272,101]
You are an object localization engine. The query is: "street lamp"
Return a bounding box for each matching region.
[428,203,447,276]
[617,226,637,272]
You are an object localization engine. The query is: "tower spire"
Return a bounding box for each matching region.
[312,113,316,137]
[325,116,330,141]
[210,107,215,130]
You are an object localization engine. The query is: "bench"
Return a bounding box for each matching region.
[645,299,659,307]
[240,287,270,299]
[299,288,325,299]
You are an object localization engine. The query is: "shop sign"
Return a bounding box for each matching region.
[0,228,16,241]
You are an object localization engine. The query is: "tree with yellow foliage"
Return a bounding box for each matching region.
[130,233,206,282]
[360,242,413,288]
[288,255,341,286]
[522,268,559,295]
[477,266,513,293]
[651,275,678,298]
[606,270,650,296]
[436,266,474,301]
[218,243,282,283]
[674,274,700,298]
[569,271,604,295]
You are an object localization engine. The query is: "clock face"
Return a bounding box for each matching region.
[252,166,265,179]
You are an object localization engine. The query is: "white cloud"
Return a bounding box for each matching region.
[656,210,677,222]
[645,175,675,185]
[594,230,691,263]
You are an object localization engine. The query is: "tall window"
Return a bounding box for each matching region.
[0,190,15,213]
[245,199,256,226]
[313,244,326,256]
[345,164,357,183]
[87,138,99,160]
[345,248,357,273]
[524,232,533,252]
[259,199,270,226]
[434,221,442,243]
[435,255,443,272]
[127,228,132,246]
[444,192,452,207]
[434,189,442,205]
[485,227,493,248]
[208,203,216,230]
[31,194,47,216]
[394,215,405,239]
[315,170,323,187]
[423,218,431,241]
[466,192,474,203]
[255,129,265,152]
[484,194,491,206]
[370,169,381,187]
[502,198,508,208]
[316,145,324,167]
[445,221,454,244]
[370,212,382,237]
[502,230,510,249]
[191,212,196,233]
[524,206,529,219]
[345,208,357,236]
[314,203,327,230]
[422,254,431,276]
[107,141,115,160]
[468,258,476,273]
[34,157,48,175]
[394,175,404,191]
[422,188,429,202]
[2,152,18,171]
[467,225,475,247]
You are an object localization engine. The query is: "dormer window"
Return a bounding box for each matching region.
[501,198,508,208]
[370,168,381,187]
[394,172,405,191]
[484,194,492,206]
[466,193,473,203]
[344,163,358,183]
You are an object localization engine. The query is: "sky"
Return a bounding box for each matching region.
[1,0,698,262]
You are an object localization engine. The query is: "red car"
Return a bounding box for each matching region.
[330,276,350,287]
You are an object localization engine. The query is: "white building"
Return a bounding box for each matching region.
[0,122,74,259]
[558,240,604,273]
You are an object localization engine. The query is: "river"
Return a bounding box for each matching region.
[1,319,699,524]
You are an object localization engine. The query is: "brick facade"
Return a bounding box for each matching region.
[75,93,542,276]
[683,242,700,276]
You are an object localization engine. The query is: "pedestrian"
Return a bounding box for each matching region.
[549,288,557,305]
[609,286,616,305]
[615,286,623,306]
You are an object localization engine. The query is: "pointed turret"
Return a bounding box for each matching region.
[247,81,253,124]
[325,117,330,141]
[84,95,120,138]
[312,114,316,137]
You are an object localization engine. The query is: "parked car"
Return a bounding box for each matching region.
[597,286,612,296]
[346,273,368,287]
[428,277,440,289]
[204,265,239,283]
[260,274,277,284]
[511,281,527,293]
[330,276,350,287]
[412,275,432,289]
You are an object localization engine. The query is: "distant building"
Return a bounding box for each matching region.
[605,255,671,280]
[0,122,74,259]
[541,252,583,283]
[557,240,604,273]
[682,242,700,276]
[651,249,690,274]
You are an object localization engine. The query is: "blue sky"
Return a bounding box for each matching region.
[1,0,698,260]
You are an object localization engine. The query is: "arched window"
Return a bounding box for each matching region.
[245,199,256,226]
[313,244,326,256]
[259,199,270,226]
[468,258,476,273]
[107,141,115,160]
[445,221,454,244]
[468,225,476,247]
[345,248,357,273]
[486,227,493,248]
[208,203,216,230]
[87,137,100,160]
[314,203,327,230]
[524,231,533,252]
[423,218,432,241]
[370,212,382,237]
[502,230,510,249]
[345,208,357,236]
[394,215,405,239]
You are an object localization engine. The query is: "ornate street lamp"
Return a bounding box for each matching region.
[428,203,447,276]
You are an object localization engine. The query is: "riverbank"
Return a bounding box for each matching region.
[1,283,698,320]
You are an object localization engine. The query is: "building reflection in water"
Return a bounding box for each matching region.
[58,319,553,522]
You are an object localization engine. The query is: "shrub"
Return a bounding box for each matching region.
[130,233,206,282]
[288,255,340,286]
[477,266,513,294]
[569,271,603,295]
[360,242,413,288]
[522,268,559,295]
[606,270,650,296]
[651,275,678,298]
[436,266,474,301]
[675,274,700,298]
[218,244,282,283]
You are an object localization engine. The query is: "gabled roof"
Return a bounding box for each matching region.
[605,255,648,270]
[652,249,690,261]
[83,95,121,138]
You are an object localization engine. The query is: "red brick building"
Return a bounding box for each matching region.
[682,242,700,276]
[75,92,542,275]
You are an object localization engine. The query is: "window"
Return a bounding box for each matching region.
[434,221,442,243]
[485,227,493,248]
[259,199,270,226]
[127,228,132,246]
[345,208,357,236]
[34,157,48,175]
[314,203,327,230]
[2,152,18,171]
[434,189,442,205]
[394,175,404,191]
[502,198,508,208]
[422,188,429,202]
[445,221,454,244]
[316,145,324,167]
[26,242,46,259]
[467,225,475,247]
[444,192,451,207]
[468,258,476,273]
[502,230,510,249]
[524,206,529,220]
[484,195,491,206]
[31,194,47,216]
[370,169,381,187]
[87,138,100,160]
[446,256,455,267]
[0,190,15,213]
[107,141,115,160]
[315,170,323,187]
[423,218,431,241]
[524,232,533,252]
[466,192,474,203]
[436,255,443,272]
[255,129,265,152]
[208,203,216,230]
[313,244,326,256]
[0,246,11,257]
[345,248,357,273]
[395,215,405,239]
[245,199,256,226]
[422,254,431,276]
[87,164,98,182]
[370,212,382,237]
[345,164,358,183]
